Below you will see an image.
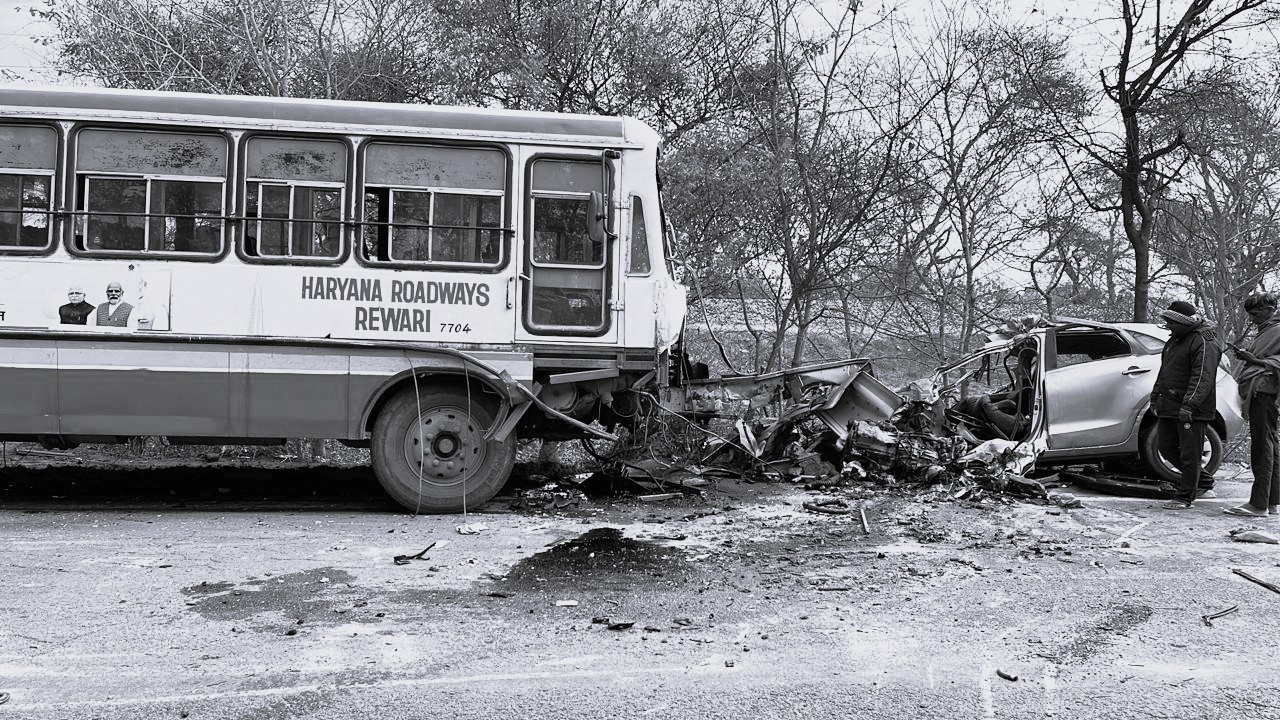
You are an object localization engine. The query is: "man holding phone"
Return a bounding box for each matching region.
[1225,292,1280,517]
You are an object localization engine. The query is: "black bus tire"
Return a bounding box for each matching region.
[1139,422,1223,485]
[371,387,515,513]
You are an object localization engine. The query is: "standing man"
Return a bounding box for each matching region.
[58,285,95,325]
[91,281,134,328]
[1225,292,1280,517]
[1151,300,1222,510]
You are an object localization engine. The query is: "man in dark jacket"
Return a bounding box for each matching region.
[1151,300,1222,509]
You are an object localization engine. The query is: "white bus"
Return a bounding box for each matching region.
[0,85,688,513]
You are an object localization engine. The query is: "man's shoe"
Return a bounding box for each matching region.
[1162,500,1193,510]
[1224,504,1269,517]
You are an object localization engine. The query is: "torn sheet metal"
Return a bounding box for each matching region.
[813,370,904,438]
[683,358,890,417]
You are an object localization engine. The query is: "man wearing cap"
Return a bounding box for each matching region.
[1151,300,1222,509]
[1225,292,1280,517]
[58,285,95,325]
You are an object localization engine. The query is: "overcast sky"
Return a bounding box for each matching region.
[0,0,1273,88]
[0,0,57,83]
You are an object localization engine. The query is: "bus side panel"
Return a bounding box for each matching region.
[243,348,349,438]
[57,340,232,435]
[0,341,58,434]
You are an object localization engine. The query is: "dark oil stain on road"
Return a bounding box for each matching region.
[181,568,364,624]
[494,527,694,591]
[1044,603,1154,663]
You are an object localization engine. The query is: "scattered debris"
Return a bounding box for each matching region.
[393,541,438,565]
[858,506,870,534]
[607,621,634,630]
[639,493,682,502]
[1049,492,1083,509]
[996,669,1018,681]
[802,499,850,515]
[555,600,579,607]
[1201,605,1239,627]
[1233,568,1280,595]
[456,523,488,535]
[1229,528,1279,545]
[516,484,588,510]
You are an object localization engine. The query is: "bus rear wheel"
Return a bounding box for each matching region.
[371,387,515,513]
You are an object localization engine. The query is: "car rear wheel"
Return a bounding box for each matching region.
[1139,421,1223,485]
[371,386,515,514]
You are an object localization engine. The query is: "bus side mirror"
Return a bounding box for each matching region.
[588,191,607,244]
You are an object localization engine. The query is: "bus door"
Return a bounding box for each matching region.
[517,157,616,343]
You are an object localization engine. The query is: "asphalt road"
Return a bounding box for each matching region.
[2,459,1280,720]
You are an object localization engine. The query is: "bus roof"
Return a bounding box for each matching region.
[0,85,647,146]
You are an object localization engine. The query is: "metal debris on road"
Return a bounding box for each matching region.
[1233,568,1280,595]
[393,541,438,565]
[1201,605,1239,627]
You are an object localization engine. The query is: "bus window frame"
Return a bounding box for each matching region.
[0,168,56,255]
[522,153,614,337]
[235,132,352,268]
[355,138,513,274]
[625,194,653,277]
[66,124,233,263]
[528,191,607,272]
[361,184,507,268]
[75,171,229,257]
[242,178,346,261]
[0,122,59,257]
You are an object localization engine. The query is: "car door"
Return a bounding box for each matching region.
[1043,327,1158,451]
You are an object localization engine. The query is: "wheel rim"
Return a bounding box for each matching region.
[400,405,488,488]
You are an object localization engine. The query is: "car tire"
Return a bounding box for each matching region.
[371,386,515,514]
[1139,421,1223,485]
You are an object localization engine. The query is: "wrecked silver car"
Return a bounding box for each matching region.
[685,316,1242,491]
[926,317,1243,483]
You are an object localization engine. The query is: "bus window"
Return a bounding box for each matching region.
[628,196,651,274]
[244,136,345,260]
[0,124,56,251]
[361,142,506,267]
[526,158,608,331]
[74,129,226,255]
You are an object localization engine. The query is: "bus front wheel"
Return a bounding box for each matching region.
[371,387,515,513]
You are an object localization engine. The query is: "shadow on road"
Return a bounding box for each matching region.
[0,463,402,512]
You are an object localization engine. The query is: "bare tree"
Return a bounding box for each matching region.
[1158,66,1280,338]
[874,10,1085,362]
[434,0,765,140]
[37,0,453,100]
[1053,0,1267,322]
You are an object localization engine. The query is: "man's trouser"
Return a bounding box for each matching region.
[1157,416,1207,503]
